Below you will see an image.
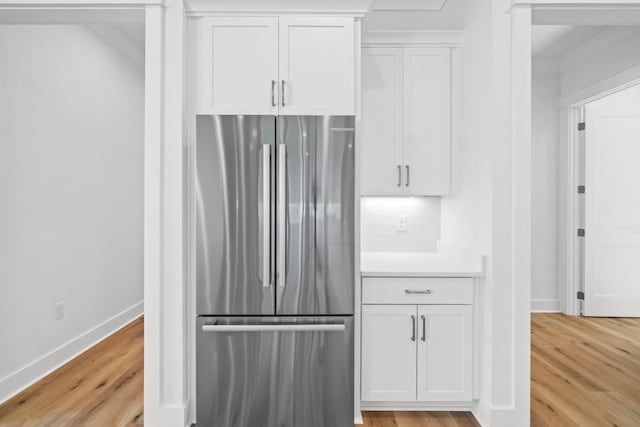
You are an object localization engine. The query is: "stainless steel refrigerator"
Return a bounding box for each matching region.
[195,115,355,427]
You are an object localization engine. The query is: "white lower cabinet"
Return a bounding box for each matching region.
[361,287,473,404]
[361,305,417,401]
[417,305,472,401]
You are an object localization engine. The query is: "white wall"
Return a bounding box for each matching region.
[440,0,495,420]
[0,25,144,403]
[531,66,560,312]
[361,197,440,252]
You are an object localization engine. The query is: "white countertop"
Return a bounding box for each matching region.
[361,251,485,278]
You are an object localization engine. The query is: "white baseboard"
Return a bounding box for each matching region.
[354,412,364,424]
[531,298,561,313]
[472,398,490,427]
[0,301,143,404]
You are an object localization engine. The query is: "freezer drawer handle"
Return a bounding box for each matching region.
[202,323,345,333]
[405,289,432,295]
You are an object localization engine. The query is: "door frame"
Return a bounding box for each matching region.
[563,79,640,316]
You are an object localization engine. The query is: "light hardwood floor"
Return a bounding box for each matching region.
[0,318,144,427]
[1,314,638,426]
[531,313,640,427]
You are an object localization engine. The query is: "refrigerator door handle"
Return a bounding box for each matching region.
[202,323,345,333]
[262,144,271,287]
[278,144,287,288]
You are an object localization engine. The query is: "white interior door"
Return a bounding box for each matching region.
[278,16,354,115]
[196,17,279,114]
[584,84,640,317]
[361,47,404,196]
[361,305,417,402]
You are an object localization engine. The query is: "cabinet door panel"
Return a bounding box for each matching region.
[404,48,451,195]
[279,17,355,115]
[197,17,278,114]
[361,305,417,402]
[361,48,404,196]
[417,305,472,401]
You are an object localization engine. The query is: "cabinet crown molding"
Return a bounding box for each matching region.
[363,30,463,47]
[185,0,371,17]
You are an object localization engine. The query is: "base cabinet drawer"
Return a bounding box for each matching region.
[362,277,473,304]
[361,304,472,403]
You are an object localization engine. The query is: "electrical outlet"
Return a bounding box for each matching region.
[54,301,65,321]
[397,215,408,232]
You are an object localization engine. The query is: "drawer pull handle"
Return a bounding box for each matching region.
[405,289,432,295]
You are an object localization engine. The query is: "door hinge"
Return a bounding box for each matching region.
[577,228,585,237]
[578,122,586,131]
[577,291,585,300]
[577,185,585,194]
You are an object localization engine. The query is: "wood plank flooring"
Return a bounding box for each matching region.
[0,313,638,426]
[531,313,640,427]
[0,318,143,427]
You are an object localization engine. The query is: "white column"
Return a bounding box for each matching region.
[144,1,187,425]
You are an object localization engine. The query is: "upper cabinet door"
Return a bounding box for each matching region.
[417,305,472,402]
[278,17,355,115]
[196,17,279,115]
[403,48,451,196]
[361,47,404,196]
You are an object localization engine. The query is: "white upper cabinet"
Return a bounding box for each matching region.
[404,48,451,195]
[196,17,279,115]
[361,47,404,196]
[195,16,355,116]
[361,46,452,196]
[416,305,472,402]
[279,17,355,115]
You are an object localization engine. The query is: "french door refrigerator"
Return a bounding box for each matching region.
[195,115,355,427]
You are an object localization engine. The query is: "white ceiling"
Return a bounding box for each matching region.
[365,0,467,31]
[117,25,145,48]
[531,25,603,58]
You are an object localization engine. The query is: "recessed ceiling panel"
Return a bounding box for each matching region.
[373,0,448,11]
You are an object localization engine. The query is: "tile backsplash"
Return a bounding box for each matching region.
[361,197,441,253]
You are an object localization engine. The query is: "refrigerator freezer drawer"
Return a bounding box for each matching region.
[196,316,354,427]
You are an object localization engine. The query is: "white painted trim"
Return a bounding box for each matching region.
[362,30,463,47]
[184,0,371,17]
[361,401,475,411]
[530,5,640,26]
[564,107,582,316]
[511,6,533,427]
[531,299,561,312]
[0,0,160,5]
[353,17,363,426]
[0,302,143,404]
[354,413,364,425]
[471,398,490,427]
[516,0,640,4]
[143,4,165,426]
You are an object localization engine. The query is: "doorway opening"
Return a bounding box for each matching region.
[0,10,146,425]
[530,16,640,426]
